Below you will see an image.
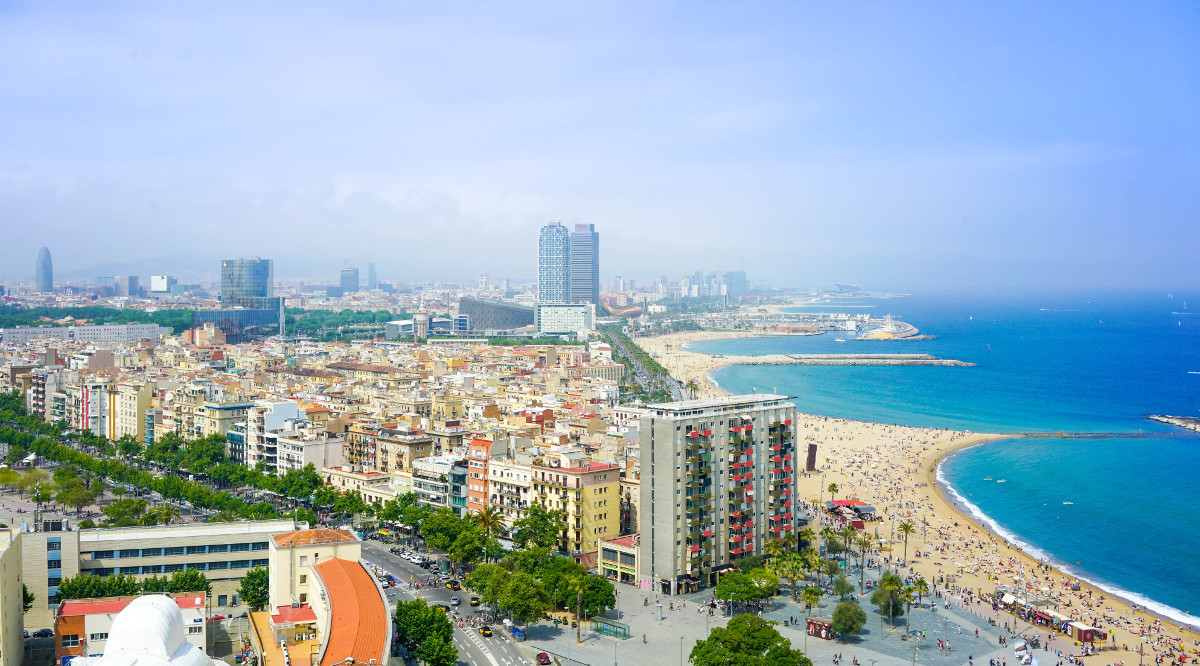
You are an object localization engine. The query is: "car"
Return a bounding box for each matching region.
[437,571,451,580]
[449,596,460,606]
[536,653,552,665]
[478,626,493,637]
[470,596,480,607]
[22,630,29,639]
[33,629,53,638]
[446,580,460,590]
[210,614,225,622]
[432,603,451,613]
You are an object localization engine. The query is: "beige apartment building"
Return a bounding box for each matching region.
[531,458,621,567]
[114,379,153,440]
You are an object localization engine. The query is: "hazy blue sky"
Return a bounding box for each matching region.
[2,2,1198,288]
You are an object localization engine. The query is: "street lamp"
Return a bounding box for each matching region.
[680,636,685,665]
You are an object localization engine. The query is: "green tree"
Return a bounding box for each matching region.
[393,599,453,655]
[473,506,505,541]
[833,575,855,600]
[415,633,458,666]
[826,483,838,502]
[897,521,916,570]
[713,570,776,608]
[498,572,552,625]
[912,577,929,606]
[800,586,822,613]
[167,568,211,595]
[465,563,510,607]
[690,614,813,666]
[448,526,485,566]
[870,573,905,626]
[511,503,565,551]
[239,567,270,611]
[854,533,874,594]
[22,583,34,613]
[766,552,805,601]
[830,600,867,638]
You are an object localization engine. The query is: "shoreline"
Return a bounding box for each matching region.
[638,328,1200,660]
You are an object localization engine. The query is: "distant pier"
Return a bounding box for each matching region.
[1147,415,1200,433]
[723,353,974,367]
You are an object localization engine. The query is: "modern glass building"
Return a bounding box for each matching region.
[339,266,359,293]
[538,221,570,303]
[220,258,275,309]
[569,223,599,305]
[35,247,53,292]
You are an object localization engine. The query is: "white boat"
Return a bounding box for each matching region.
[834,338,846,343]
[1063,501,1073,505]
[996,479,1007,483]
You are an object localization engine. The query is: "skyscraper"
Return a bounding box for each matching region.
[339,267,359,293]
[367,263,377,290]
[538,221,570,303]
[220,258,276,309]
[35,247,53,292]
[568,223,599,305]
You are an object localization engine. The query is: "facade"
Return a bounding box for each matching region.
[465,438,493,515]
[22,519,296,628]
[531,459,620,564]
[114,380,153,441]
[487,459,533,527]
[538,221,570,303]
[411,455,468,516]
[36,246,54,292]
[637,394,799,595]
[267,528,360,612]
[55,593,208,664]
[339,267,359,293]
[0,323,169,345]
[599,535,639,586]
[220,258,276,309]
[568,223,599,305]
[0,529,22,666]
[457,297,534,332]
[535,302,596,336]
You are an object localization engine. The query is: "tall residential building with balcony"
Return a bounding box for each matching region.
[538,221,570,303]
[531,458,620,567]
[411,454,468,516]
[487,459,533,527]
[637,395,799,596]
[568,223,599,305]
[466,438,494,515]
[114,380,153,441]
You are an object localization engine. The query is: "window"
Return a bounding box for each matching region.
[230,543,250,552]
[62,635,80,648]
[299,555,308,566]
[119,549,140,558]
[299,574,307,584]
[93,550,115,559]
[89,632,109,641]
[164,547,185,556]
[48,577,61,587]
[231,560,250,569]
[164,564,184,572]
[209,561,229,570]
[251,541,269,551]
[47,541,61,551]
[141,547,163,557]
[186,545,207,555]
[209,544,230,553]
[299,593,308,603]
[120,566,140,575]
[188,626,203,635]
[254,559,269,567]
[47,558,61,569]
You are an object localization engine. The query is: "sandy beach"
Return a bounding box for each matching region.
[640,329,1200,664]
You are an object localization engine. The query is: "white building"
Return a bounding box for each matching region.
[535,302,595,336]
[0,323,169,345]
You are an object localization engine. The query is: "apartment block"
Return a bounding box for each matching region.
[637,394,799,595]
[531,457,620,566]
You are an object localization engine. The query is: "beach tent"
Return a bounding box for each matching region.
[1066,622,1107,643]
[1000,593,1017,606]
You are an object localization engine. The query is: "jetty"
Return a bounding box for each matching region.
[1147,415,1200,433]
[722,353,974,367]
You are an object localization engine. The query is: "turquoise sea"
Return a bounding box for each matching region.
[688,290,1200,624]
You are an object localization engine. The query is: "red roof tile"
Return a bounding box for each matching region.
[272,528,358,547]
[58,594,206,617]
[271,604,317,624]
[316,559,387,666]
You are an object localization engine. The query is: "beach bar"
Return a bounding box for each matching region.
[1066,622,1108,643]
[807,617,836,640]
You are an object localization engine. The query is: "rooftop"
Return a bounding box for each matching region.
[58,593,206,617]
[79,518,297,543]
[272,528,358,548]
[643,393,792,414]
[315,558,388,666]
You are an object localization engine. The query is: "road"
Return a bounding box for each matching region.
[360,541,532,666]
[601,328,684,402]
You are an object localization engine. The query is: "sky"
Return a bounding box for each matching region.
[2,1,1199,289]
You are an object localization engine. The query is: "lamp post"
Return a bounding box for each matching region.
[680,636,684,665]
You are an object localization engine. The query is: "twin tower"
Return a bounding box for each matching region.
[538,222,598,305]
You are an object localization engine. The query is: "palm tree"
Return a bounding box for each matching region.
[151,504,182,526]
[765,538,784,559]
[912,577,929,607]
[879,574,903,628]
[801,548,821,587]
[855,533,874,594]
[684,379,700,399]
[903,586,916,637]
[897,522,916,571]
[820,526,839,560]
[839,525,857,563]
[474,506,503,539]
[798,527,816,551]
[827,483,839,502]
[800,585,822,618]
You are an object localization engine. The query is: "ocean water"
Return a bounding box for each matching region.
[689,290,1200,623]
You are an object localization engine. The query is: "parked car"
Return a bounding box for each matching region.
[536,653,552,665]
[478,626,493,637]
[33,629,53,638]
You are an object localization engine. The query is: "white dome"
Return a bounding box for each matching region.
[78,595,218,666]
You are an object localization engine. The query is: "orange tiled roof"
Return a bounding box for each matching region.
[316,559,388,666]
[271,528,357,548]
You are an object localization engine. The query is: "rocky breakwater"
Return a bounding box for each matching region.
[1147,414,1200,433]
[723,353,974,367]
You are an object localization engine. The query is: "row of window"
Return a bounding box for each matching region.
[87,542,269,559]
[88,559,268,575]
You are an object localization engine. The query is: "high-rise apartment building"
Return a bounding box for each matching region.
[538,221,570,303]
[568,223,599,305]
[339,266,359,293]
[220,258,276,309]
[638,394,799,595]
[35,247,53,292]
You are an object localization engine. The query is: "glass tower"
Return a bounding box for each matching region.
[35,247,53,292]
[220,258,276,309]
[568,223,599,305]
[538,221,570,303]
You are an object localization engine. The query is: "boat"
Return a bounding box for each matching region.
[1063,502,1073,505]
[996,479,1007,483]
[983,476,992,481]
[834,338,846,343]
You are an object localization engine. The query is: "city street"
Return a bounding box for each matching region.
[360,541,531,666]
